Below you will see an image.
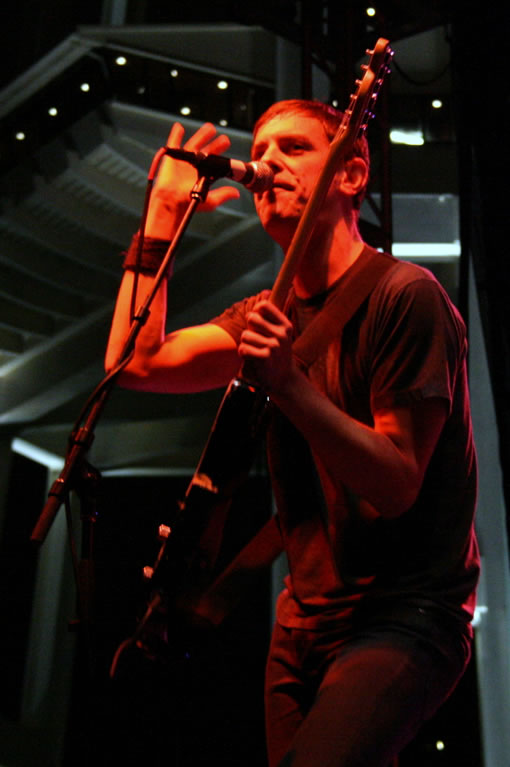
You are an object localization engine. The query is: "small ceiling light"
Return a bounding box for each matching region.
[15,131,26,141]
[48,107,58,117]
[219,119,228,127]
[180,106,191,116]
[332,99,339,108]
[80,82,90,92]
[170,69,179,78]
[217,80,229,90]
[366,7,377,17]
[115,56,127,66]
[432,99,443,109]
[436,741,445,751]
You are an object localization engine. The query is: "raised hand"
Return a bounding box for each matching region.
[145,122,241,239]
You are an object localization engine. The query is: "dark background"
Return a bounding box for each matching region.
[0,2,508,765]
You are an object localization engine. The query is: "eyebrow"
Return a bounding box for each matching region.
[251,131,315,158]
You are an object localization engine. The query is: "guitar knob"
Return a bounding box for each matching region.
[158,524,172,540]
[143,565,154,580]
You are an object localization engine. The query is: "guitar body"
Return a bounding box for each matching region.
[183,377,269,524]
[111,377,269,672]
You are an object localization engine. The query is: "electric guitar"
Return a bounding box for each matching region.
[110,38,394,674]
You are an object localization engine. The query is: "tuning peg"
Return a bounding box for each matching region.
[158,524,172,541]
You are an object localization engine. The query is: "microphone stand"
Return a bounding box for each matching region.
[30,170,215,667]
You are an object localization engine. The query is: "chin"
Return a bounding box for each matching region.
[258,208,297,242]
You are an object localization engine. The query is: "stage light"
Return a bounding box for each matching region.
[48,107,58,117]
[217,80,229,90]
[392,242,460,259]
[170,69,179,78]
[80,82,90,92]
[115,56,127,66]
[180,106,191,116]
[390,129,425,146]
[432,99,443,109]
[12,437,64,471]
[15,131,26,141]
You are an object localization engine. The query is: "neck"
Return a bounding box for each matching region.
[290,216,365,299]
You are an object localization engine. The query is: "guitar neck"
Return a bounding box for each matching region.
[269,37,392,310]
[269,129,357,309]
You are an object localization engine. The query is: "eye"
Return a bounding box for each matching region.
[284,139,310,155]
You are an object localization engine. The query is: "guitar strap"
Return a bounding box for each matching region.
[291,245,398,370]
[194,246,399,627]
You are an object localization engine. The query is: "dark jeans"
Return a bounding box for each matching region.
[265,609,471,767]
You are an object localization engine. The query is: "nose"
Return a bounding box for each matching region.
[258,141,283,171]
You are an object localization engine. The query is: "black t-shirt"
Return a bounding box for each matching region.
[211,252,479,631]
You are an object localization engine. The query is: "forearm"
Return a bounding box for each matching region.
[237,298,446,517]
[269,367,421,518]
[106,264,240,393]
[105,269,168,384]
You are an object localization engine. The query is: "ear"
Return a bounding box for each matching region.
[337,156,369,201]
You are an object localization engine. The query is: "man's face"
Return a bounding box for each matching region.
[251,113,333,246]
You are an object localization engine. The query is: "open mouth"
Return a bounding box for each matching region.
[272,180,294,190]
[255,181,294,201]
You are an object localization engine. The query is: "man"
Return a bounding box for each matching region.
[106,100,479,766]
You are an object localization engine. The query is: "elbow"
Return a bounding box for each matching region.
[375,467,422,519]
[104,348,151,390]
[377,494,415,520]
[104,349,117,376]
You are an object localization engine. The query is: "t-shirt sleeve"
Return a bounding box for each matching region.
[209,290,270,344]
[368,274,466,414]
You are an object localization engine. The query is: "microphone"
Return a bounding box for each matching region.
[163,147,274,193]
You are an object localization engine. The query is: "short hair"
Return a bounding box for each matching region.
[253,99,370,209]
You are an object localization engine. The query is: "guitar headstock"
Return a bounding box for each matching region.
[270,38,394,308]
[334,38,394,152]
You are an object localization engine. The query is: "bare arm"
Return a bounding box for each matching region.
[105,122,242,393]
[238,299,447,518]
[271,370,447,518]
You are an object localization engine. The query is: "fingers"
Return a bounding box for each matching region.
[183,123,231,156]
[156,121,240,215]
[203,186,240,211]
[247,301,293,337]
[201,133,232,157]
[163,122,232,160]
[238,301,294,392]
[165,122,185,148]
[239,301,292,356]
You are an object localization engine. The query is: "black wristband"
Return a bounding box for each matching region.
[122,233,173,274]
